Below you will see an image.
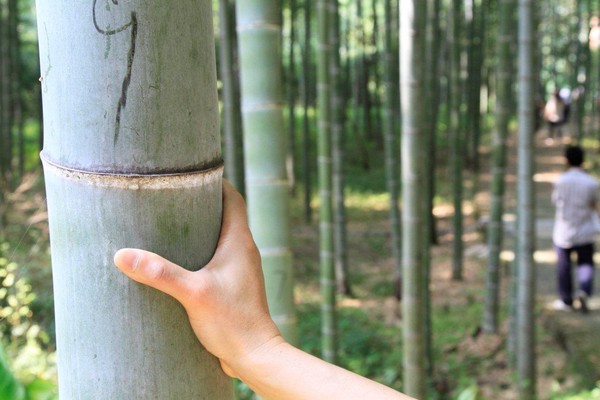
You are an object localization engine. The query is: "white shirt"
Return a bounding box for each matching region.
[559,87,572,105]
[552,168,599,248]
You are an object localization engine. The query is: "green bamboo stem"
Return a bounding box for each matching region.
[400,0,427,397]
[287,0,297,193]
[450,0,465,281]
[330,0,351,296]
[301,0,313,223]
[317,0,336,364]
[383,0,401,295]
[516,0,537,397]
[0,1,11,188]
[219,0,245,197]
[236,0,297,345]
[423,0,442,375]
[483,0,514,335]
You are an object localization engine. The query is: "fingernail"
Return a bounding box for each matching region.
[114,248,141,272]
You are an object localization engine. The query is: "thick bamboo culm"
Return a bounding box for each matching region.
[37,2,233,398]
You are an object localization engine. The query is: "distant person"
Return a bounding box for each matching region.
[551,145,598,312]
[114,181,414,400]
[534,95,546,132]
[544,90,566,143]
[559,87,572,124]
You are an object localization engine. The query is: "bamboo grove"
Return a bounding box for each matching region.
[2,0,600,398]
[217,0,595,394]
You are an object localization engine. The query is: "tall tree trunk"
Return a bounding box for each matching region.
[466,0,484,174]
[449,0,464,281]
[301,0,313,223]
[330,0,352,297]
[423,0,442,375]
[508,0,522,348]
[426,1,440,248]
[287,0,298,194]
[37,2,233,398]
[0,1,6,227]
[383,0,401,298]
[219,0,245,197]
[8,0,22,184]
[516,0,537,397]
[400,0,427,397]
[463,0,486,231]
[483,0,514,335]
[574,0,591,140]
[0,0,12,189]
[352,0,370,170]
[317,0,337,363]
[369,0,382,149]
[236,0,297,345]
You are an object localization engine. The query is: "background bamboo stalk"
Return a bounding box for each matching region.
[317,0,337,364]
[400,0,427,397]
[220,0,245,197]
[236,0,297,344]
[516,0,537,397]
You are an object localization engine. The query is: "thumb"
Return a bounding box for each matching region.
[114,248,195,305]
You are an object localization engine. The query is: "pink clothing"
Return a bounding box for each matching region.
[544,96,565,123]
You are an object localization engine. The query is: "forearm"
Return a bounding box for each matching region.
[233,338,415,400]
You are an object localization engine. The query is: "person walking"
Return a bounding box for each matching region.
[559,87,572,125]
[552,145,599,312]
[544,90,566,143]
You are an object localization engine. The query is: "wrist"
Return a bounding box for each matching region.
[225,331,287,379]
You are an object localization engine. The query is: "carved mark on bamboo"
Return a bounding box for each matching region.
[92,0,138,145]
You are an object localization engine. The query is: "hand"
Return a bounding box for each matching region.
[113,180,283,377]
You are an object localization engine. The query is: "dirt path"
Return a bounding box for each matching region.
[504,135,600,387]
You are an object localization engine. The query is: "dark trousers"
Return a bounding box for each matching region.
[555,243,595,305]
[548,121,563,139]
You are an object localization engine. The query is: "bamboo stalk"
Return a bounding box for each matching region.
[37,2,232,397]
[236,0,297,345]
[400,0,427,397]
[516,0,537,397]
[317,0,337,364]
[220,0,245,196]
[484,0,514,335]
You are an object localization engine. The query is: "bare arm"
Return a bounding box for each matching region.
[234,338,412,400]
[114,181,414,400]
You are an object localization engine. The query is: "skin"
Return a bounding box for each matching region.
[114,181,414,400]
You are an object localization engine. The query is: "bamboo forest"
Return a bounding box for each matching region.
[4,0,600,399]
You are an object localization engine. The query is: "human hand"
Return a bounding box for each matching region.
[113,180,283,377]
